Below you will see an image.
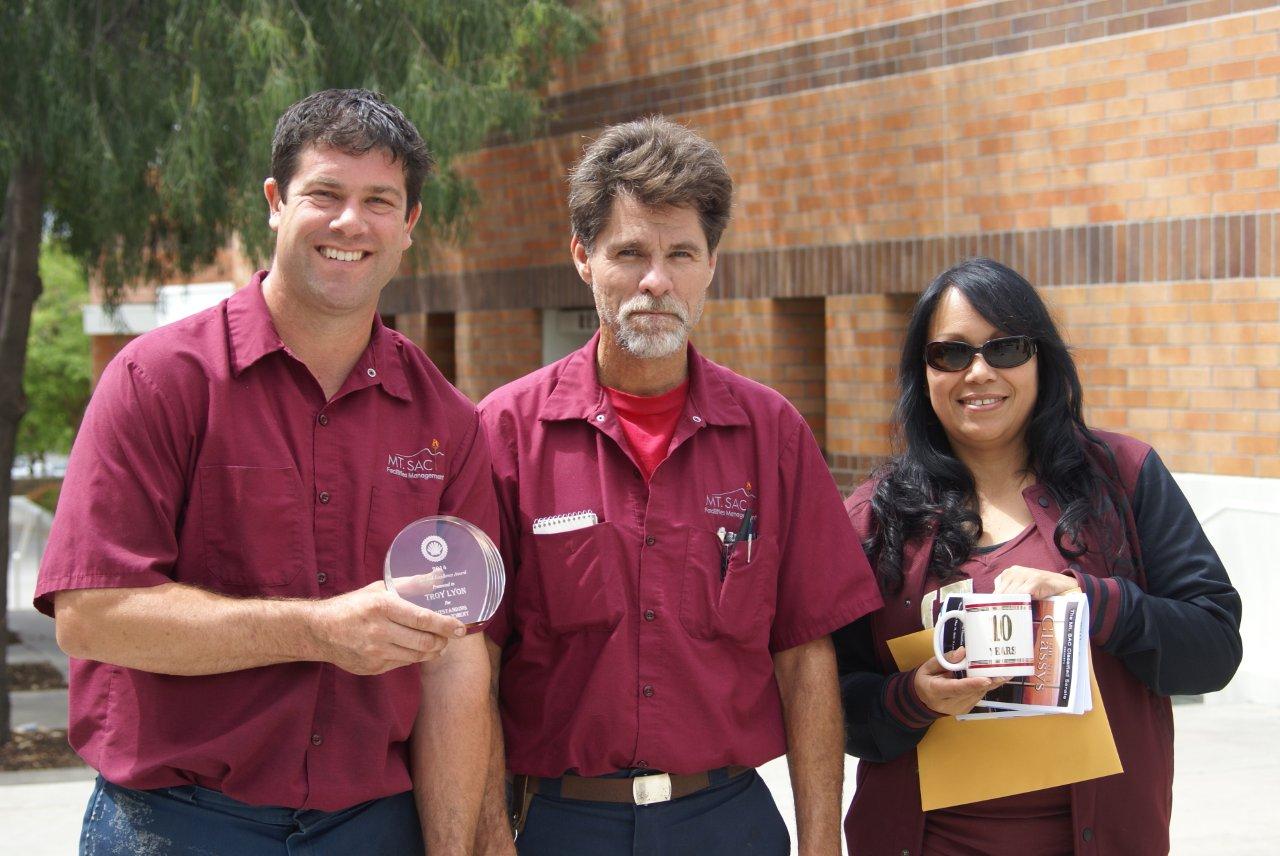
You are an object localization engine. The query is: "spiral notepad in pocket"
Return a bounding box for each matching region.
[531,510,598,535]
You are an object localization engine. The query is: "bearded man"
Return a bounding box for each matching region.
[471,117,882,855]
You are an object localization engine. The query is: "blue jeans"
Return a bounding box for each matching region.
[80,776,424,855]
[516,769,790,856]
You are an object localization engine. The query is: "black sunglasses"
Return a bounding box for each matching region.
[924,335,1037,372]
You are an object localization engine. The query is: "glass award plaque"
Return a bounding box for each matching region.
[384,516,505,626]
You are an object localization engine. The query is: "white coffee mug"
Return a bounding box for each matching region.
[932,593,1035,677]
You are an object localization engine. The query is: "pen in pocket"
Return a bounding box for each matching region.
[718,526,732,580]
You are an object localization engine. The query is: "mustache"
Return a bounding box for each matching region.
[617,294,689,324]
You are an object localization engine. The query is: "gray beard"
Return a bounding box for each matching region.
[613,321,689,359]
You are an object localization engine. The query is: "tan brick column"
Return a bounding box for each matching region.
[825,293,917,493]
[694,297,827,445]
[455,309,542,403]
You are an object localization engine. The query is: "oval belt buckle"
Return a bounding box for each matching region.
[632,772,673,806]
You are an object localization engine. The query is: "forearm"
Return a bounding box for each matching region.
[776,636,843,856]
[53,583,320,675]
[1085,574,1242,695]
[833,617,935,762]
[415,632,491,855]
[840,669,937,762]
[474,640,516,854]
[1080,449,1243,695]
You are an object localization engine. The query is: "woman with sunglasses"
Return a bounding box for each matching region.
[833,258,1241,855]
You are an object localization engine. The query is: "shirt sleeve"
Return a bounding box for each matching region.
[767,419,883,652]
[438,408,503,635]
[1069,448,1243,696]
[33,355,191,615]
[477,406,521,647]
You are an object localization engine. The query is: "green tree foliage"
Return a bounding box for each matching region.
[0,0,596,740]
[18,243,91,467]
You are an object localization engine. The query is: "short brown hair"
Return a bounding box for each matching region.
[271,89,433,220]
[568,116,733,252]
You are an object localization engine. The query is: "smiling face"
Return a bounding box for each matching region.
[925,288,1039,461]
[263,144,421,320]
[572,194,716,361]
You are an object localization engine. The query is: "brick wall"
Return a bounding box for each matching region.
[822,278,1280,490]
[826,293,916,492]
[548,0,952,96]
[455,309,542,403]
[406,1,1280,280]
[1051,278,1280,478]
[397,312,458,385]
[693,297,827,445]
[389,0,1280,481]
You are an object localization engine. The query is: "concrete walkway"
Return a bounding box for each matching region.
[9,609,69,732]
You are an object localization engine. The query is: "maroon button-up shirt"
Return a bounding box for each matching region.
[35,273,499,811]
[479,334,882,777]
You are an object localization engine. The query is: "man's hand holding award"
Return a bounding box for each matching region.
[384,516,505,627]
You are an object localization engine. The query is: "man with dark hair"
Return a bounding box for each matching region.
[475,116,882,854]
[36,89,495,854]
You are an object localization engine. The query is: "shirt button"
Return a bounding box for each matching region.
[317,571,328,585]
[642,684,655,697]
[366,368,377,378]
[317,413,329,426]
[595,414,605,422]
[691,415,702,423]
[645,536,656,546]
[636,760,648,769]
[1038,496,1050,508]
[318,490,331,504]
[1082,828,1094,842]
[644,609,656,621]
[311,733,322,746]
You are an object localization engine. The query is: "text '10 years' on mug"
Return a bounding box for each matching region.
[932,593,1036,678]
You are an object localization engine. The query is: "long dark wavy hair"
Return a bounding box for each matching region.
[866,258,1138,593]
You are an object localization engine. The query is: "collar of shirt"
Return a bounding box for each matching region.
[225,271,411,402]
[538,330,750,428]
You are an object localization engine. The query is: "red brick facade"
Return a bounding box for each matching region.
[381,1,1280,484]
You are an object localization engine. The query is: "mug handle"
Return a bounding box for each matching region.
[932,609,968,671]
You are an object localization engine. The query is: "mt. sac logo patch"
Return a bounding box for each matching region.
[387,441,445,481]
[703,483,757,521]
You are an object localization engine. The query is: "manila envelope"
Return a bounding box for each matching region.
[887,628,1123,811]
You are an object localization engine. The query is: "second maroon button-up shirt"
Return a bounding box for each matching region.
[480,334,882,778]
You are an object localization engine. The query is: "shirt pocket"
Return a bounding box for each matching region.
[679,527,775,644]
[364,484,445,585]
[199,465,304,588]
[532,522,624,634]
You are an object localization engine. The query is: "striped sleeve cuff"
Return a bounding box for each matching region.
[882,667,945,730]
[1068,569,1125,647]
